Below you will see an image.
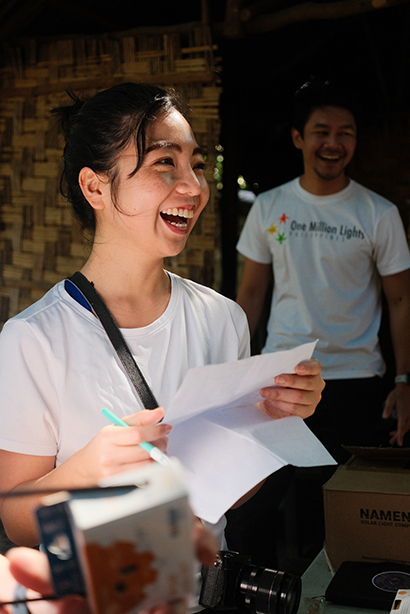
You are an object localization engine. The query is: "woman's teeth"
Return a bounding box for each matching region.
[161,208,194,219]
[160,207,195,228]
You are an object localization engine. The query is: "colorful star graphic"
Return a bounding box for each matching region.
[276,233,286,244]
[267,223,278,234]
[278,213,290,224]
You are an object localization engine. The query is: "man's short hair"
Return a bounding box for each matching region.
[293,78,361,136]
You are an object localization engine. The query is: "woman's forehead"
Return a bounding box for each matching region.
[146,110,198,148]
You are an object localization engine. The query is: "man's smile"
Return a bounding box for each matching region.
[317,151,345,162]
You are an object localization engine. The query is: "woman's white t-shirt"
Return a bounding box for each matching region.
[0,272,249,465]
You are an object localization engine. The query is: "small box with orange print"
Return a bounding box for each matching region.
[36,458,194,614]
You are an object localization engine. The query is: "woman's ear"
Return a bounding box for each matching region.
[78,167,109,210]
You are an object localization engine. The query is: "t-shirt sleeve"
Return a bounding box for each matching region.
[374,205,410,276]
[0,319,58,456]
[226,301,251,360]
[236,197,273,264]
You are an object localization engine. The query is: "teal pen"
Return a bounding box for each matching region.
[101,408,171,466]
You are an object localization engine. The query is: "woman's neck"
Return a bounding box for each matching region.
[80,247,171,329]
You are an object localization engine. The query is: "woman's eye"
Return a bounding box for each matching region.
[156,157,174,166]
[194,162,206,171]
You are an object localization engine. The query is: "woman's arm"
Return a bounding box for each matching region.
[0,408,171,546]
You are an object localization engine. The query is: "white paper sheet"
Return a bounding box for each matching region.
[166,341,336,524]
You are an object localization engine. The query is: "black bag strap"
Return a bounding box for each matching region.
[67,271,159,410]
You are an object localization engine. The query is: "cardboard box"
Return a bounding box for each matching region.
[323,447,410,571]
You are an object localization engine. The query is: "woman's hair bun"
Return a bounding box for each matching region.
[51,88,87,135]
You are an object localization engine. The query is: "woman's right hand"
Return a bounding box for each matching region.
[0,407,172,545]
[69,406,172,484]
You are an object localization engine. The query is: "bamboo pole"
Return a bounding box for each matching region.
[0,72,216,99]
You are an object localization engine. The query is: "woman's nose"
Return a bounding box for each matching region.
[175,166,202,195]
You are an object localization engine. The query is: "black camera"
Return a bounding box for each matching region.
[199,551,301,614]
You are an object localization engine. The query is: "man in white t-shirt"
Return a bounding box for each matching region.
[231,78,410,562]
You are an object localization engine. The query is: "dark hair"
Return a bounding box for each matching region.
[51,82,184,234]
[292,78,361,136]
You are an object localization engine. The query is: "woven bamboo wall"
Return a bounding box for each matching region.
[0,25,221,326]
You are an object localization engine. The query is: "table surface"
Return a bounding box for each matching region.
[297,550,382,614]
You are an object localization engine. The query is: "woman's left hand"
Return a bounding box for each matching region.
[259,359,324,420]
[3,547,88,614]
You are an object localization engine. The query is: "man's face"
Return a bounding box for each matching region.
[291,106,357,183]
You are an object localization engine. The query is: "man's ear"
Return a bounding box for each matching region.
[78,167,108,210]
[291,127,303,150]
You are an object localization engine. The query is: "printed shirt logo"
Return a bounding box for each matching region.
[267,213,289,244]
[266,212,365,243]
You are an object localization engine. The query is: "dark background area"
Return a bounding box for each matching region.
[216,1,410,297]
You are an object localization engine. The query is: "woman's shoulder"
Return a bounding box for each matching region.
[0,283,68,365]
[1,280,76,344]
[7,282,63,323]
[170,272,243,315]
[169,273,249,357]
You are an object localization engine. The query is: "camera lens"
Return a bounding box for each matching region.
[238,565,301,614]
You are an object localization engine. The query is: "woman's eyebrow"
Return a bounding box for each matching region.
[145,141,206,157]
[145,141,180,154]
[195,146,207,157]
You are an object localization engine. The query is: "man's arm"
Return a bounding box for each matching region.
[381,268,410,445]
[236,258,272,337]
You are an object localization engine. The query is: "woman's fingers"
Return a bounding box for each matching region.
[7,548,52,596]
[259,359,325,420]
[124,407,166,427]
[7,548,90,614]
[0,553,15,613]
[192,518,218,567]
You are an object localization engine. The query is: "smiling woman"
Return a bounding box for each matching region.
[0,83,324,589]
[77,107,209,269]
[0,83,237,548]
